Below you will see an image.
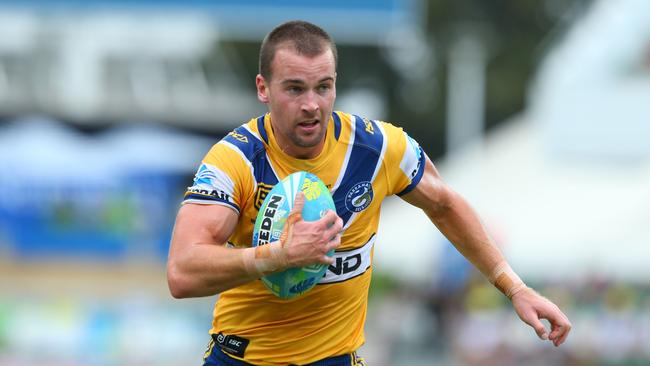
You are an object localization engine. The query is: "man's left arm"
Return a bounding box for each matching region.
[401,156,572,346]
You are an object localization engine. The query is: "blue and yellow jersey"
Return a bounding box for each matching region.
[184,111,425,365]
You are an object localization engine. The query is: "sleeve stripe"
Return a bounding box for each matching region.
[335,115,386,231]
[242,123,263,143]
[182,194,240,213]
[333,111,342,140]
[331,113,355,192]
[341,118,387,230]
[397,148,426,196]
[372,120,389,181]
[220,140,257,186]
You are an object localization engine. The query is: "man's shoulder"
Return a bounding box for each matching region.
[335,111,402,135]
[218,116,268,160]
[335,111,405,149]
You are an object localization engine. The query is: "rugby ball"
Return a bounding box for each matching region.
[252,171,335,299]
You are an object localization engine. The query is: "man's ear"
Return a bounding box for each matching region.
[256,74,269,103]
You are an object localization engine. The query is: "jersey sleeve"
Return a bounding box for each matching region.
[183,141,255,214]
[380,122,426,196]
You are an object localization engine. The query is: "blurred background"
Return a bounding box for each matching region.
[1,0,649,365]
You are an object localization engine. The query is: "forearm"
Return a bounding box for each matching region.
[167,243,258,298]
[424,189,527,298]
[168,238,297,298]
[402,160,570,344]
[424,189,503,276]
[167,197,341,298]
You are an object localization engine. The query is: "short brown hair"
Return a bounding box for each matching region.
[259,20,338,80]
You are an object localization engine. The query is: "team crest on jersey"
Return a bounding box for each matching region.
[345,181,374,213]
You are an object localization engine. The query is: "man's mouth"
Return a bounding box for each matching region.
[297,120,320,130]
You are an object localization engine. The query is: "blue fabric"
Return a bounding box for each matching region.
[396,147,426,196]
[222,124,279,188]
[203,345,356,366]
[256,116,269,144]
[331,115,384,226]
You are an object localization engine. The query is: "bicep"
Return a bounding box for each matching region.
[400,156,453,217]
[169,203,239,256]
[400,156,504,276]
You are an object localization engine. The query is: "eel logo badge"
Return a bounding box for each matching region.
[345,181,373,212]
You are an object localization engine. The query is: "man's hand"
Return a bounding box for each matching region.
[511,287,572,347]
[245,192,343,277]
[280,192,343,267]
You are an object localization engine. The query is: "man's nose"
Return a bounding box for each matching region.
[301,91,319,113]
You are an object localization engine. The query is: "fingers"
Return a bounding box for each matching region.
[554,324,571,346]
[320,209,342,230]
[513,291,549,340]
[321,254,335,266]
[549,324,569,346]
[289,191,305,221]
[322,213,342,244]
[318,210,343,242]
[327,232,342,249]
[314,221,342,266]
[280,193,305,246]
[319,232,341,265]
[546,310,572,346]
[527,312,571,346]
[517,292,572,346]
[538,301,571,347]
[523,313,549,341]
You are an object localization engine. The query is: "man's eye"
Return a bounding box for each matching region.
[287,86,303,94]
[318,85,331,93]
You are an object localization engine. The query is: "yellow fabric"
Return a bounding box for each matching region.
[185,111,423,365]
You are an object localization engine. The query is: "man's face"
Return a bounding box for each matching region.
[256,45,336,159]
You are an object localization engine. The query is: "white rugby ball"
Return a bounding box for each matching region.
[252,171,335,299]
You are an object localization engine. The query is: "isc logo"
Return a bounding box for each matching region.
[228,339,242,347]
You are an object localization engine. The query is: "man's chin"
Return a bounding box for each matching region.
[294,129,326,145]
[293,134,325,149]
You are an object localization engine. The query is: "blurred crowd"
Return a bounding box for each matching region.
[1,261,649,366]
[0,290,214,366]
[365,271,650,366]
[437,277,649,366]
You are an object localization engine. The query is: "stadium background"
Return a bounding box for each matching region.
[1,0,649,365]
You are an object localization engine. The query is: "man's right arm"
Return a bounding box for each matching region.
[167,194,343,299]
[166,203,253,298]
